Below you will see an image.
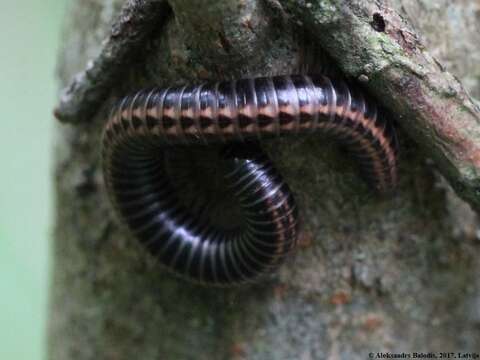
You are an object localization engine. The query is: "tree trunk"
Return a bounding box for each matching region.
[49,1,480,359]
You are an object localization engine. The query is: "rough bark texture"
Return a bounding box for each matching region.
[54,0,171,124]
[278,0,480,212]
[49,1,480,359]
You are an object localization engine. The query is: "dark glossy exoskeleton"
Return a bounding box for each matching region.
[102,74,398,285]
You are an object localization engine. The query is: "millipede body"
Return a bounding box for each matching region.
[102,74,398,285]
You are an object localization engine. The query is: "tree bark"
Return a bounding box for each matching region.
[49,1,480,359]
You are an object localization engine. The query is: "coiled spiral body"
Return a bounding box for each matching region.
[102,74,398,285]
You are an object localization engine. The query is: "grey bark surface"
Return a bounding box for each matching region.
[49,1,480,359]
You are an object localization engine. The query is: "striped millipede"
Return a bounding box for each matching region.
[102,74,398,286]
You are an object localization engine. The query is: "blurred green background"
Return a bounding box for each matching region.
[0,1,67,359]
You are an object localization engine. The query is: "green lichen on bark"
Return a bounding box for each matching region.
[49,1,480,359]
[278,0,480,213]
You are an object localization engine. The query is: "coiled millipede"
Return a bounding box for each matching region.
[102,74,398,285]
